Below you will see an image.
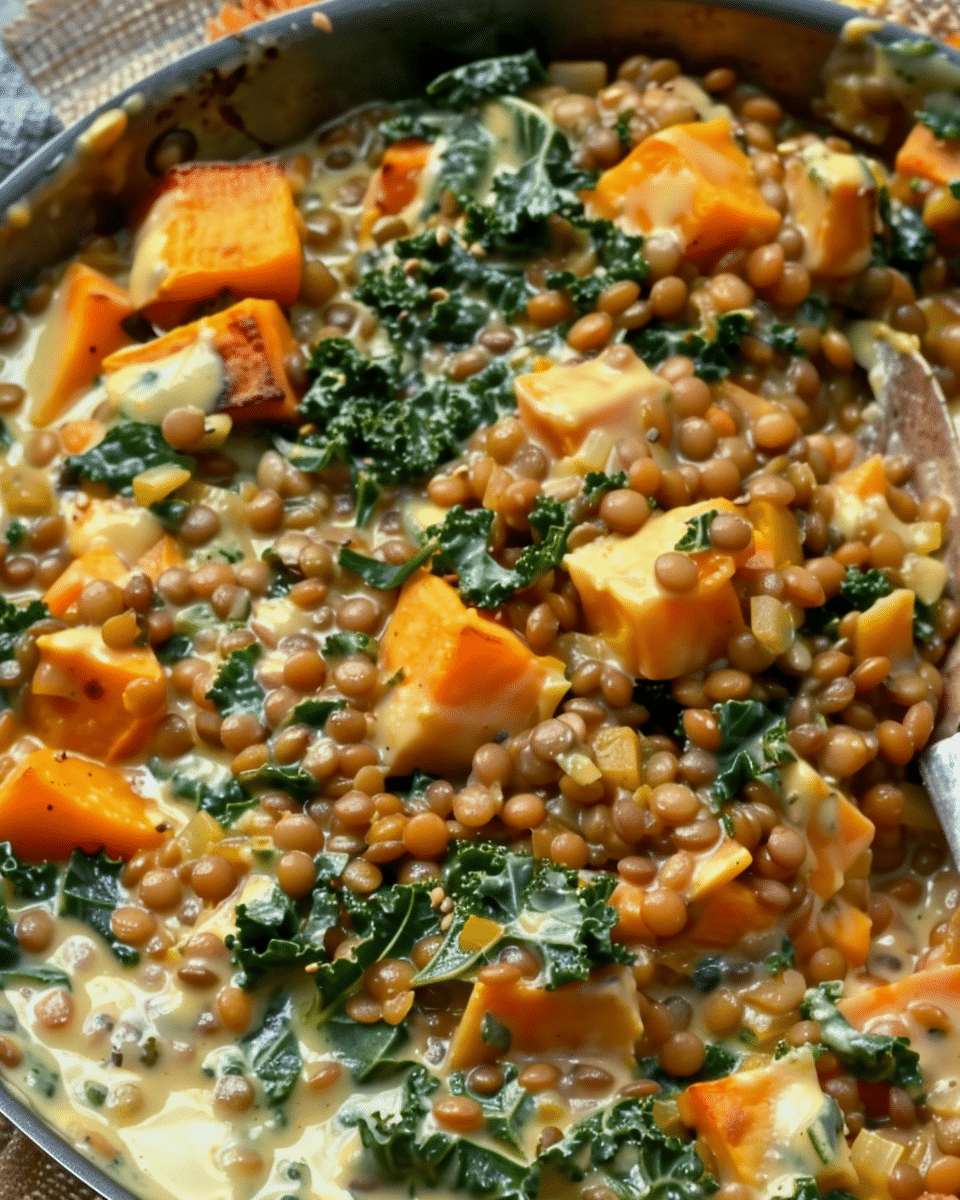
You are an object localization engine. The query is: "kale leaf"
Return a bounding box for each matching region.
[767,936,796,976]
[546,221,649,314]
[636,1042,739,1090]
[426,497,573,608]
[0,900,69,989]
[801,982,923,1095]
[0,842,58,902]
[325,1003,413,1082]
[61,849,138,965]
[583,470,628,504]
[0,596,48,664]
[171,767,257,826]
[324,631,379,660]
[540,1093,718,1200]
[342,1065,537,1200]
[289,698,345,729]
[339,542,435,591]
[629,312,751,381]
[462,99,596,256]
[448,1064,533,1154]
[707,700,795,807]
[289,339,516,485]
[426,51,546,110]
[206,644,264,719]
[675,509,720,553]
[229,863,346,990]
[916,94,960,141]
[412,841,629,989]
[237,762,317,802]
[64,422,194,494]
[914,598,938,645]
[241,990,303,1105]
[875,188,934,277]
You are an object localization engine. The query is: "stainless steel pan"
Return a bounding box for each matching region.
[0,1,955,1197]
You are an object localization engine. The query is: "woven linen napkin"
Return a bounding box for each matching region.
[0,0,958,1193]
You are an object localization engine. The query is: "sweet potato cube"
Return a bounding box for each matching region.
[747,499,803,568]
[782,760,875,900]
[821,897,872,968]
[102,297,300,424]
[447,970,642,1071]
[359,139,433,245]
[685,880,774,948]
[27,263,133,427]
[685,839,753,902]
[0,748,163,862]
[588,117,781,266]
[374,573,569,775]
[515,347,669,455]
[785,140,877,278]
[43,545,129,618]
[136,535,184,582]
[609,879,653,942]
[27,627,166,762]
[896,121,960,187]
[129,162,302,318]
[678,1049,856,1189]
[854,588,915,665]
[591,726,642,793]
[564,499,747,680]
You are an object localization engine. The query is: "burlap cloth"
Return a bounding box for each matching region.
[0,0,958,1193]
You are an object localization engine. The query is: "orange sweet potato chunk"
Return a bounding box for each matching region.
[447,970,642,1071]
[359,140,432,244]
[0,748,163,862]
[129,162,302,319]
[564,499,748,680]
[896,121,960,187]
[373,573,569,775]
[588,117,781,266]
[102,297,300,423]
[43,545,129,618]
[784,141,877,278]
[27,264,133,427]
[26,628,166,763]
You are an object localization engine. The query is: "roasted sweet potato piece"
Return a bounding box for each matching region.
[27,264,133,427]
[0,748,163,861]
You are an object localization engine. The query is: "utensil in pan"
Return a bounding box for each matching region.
[851,323,960,865]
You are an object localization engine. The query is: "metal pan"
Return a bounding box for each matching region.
[0,0,955,1197]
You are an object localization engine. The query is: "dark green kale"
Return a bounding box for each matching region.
[546,221,648,312]
[342,1065,537,1200]
[788,1178,858,1200]
[801,982,923,1094]
[149,497,188,534]
[171,768,258,826]
[240,991,303,1105]
[707,700,795,807]
[3,520,26,549]
[206,644,264,719]
[0,842,58,901]
[690,956,725,993]
[914,598,938,645]
[412,841,630,989]
[426,51,546,110]
[951,180,960,201]
[763,322,805,356]
[397,229,533,319]
[637,1042,739,1089]
[448,1064,533,1153]
[339,542,435,591]
[61,849,139,965]
[352,469,381,528]
[462,100,596,256]
[540,1093,718,1200]
[0,596,48,663]
[916,94,960,141]
[288,698,346,729]
[615,108,635,147]
[0,900,69,988]
[674,509,720,553]
[237,762,317,802]
[633,679,683,736]
[875,187,934,277]
[228,861,346,990]
[801,566,892,636]
[796,295,829,330]
[325,1004,412,1082]
[324,631,379,660]
[316,883,438,1009]
[155,634,193,666]
[767,936,796,976]
[426,497,573,608]
[629,312,751,381]
[287,339,516,485]
[64,422,194,494]
[583,471,629,504]
[379,100,452,145]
